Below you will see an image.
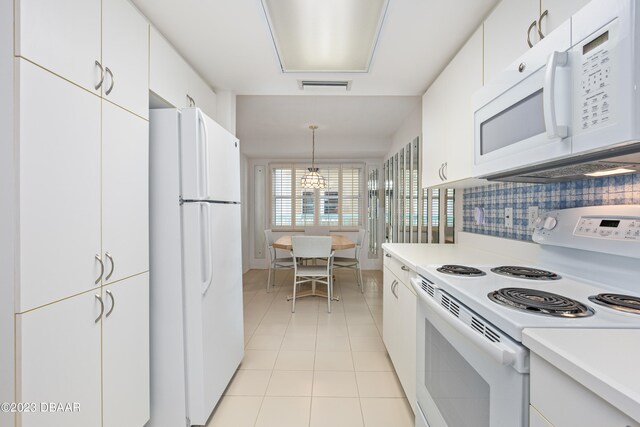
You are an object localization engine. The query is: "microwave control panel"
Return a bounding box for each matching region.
[573,217,640,240]
[579,29,613,132]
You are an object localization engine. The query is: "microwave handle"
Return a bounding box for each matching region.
[543,51,568,139]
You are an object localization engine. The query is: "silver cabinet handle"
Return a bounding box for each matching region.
[438,164,443,181]
[527,20,537,48]
[537,10,548,40]
[186,94,195,107]
[105,252,115,280]
[95,61,104,90]
[105,67,114,95]
[391,280,398,298]
[95,294,104,323]
[385,253,391,258]
[401,265,409,271]
[106,290,115,317]
[95,254,104,284]
[443,162,448,181]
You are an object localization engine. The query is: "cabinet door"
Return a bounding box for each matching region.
[15,0,102,94]
[421,76,448,188]
[540,0,591,35]
[397,280,417,413]
[484,0,540,84]
[530,405,554,427]
[17,59,101,312]
[444,27,483,183]
[102,0,149,119]
[102,102,149,285]
[382,268,399,362]
[16,291,102,427]
[149,26,190,108]
[102,273,150,427]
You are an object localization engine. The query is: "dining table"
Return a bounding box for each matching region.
[273,234,356,302]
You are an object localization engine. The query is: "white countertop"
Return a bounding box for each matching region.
[381,242,520,271]
[523,328,640,423]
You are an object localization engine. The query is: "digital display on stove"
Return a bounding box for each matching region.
[600,219,620,228]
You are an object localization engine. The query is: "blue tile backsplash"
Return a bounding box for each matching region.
[463,173,640,241]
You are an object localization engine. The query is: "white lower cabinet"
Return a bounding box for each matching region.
[382,257,416,413]
[16,273,150,427]
[530,353,639,427]
[16,291,102,427]
[102,274,150,427]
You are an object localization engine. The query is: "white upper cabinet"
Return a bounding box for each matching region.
[150,26,217,119]
[484,0,541,84]
[15,0,102,95]
[102,102,149,285]
[484,0,591,85]
[102,0,150,119]
[422,27,483,188]
[17,59,102,313]
[539,0,592,35]
[102,274,150,427]
[15,0,149,118]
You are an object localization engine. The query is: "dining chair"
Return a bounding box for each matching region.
[290,236,334,313]
[264,229,294,293]
[333,229,366,293]
[304,226,330,236]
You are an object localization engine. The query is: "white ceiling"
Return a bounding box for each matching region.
[132,0,499,157]
[236,95,420,159]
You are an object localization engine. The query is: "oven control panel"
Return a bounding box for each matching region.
[574,217,640,240]
[533,206,640,259]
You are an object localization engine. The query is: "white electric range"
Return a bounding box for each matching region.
[412,205,640,427]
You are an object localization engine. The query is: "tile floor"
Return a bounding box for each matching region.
[206,268,414,427]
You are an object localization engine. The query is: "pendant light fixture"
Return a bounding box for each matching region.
[300,125,327,189]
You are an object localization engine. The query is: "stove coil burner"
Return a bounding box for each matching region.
[488,288,593,318]
[436,265,486,277]
[588,293,640,315]
[491,266,561,280]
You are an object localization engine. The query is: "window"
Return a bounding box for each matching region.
[270,163,363,229]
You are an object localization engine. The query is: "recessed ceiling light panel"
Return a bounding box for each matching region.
[261,0,389,73]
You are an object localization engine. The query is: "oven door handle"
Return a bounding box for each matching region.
[415,279,519,368]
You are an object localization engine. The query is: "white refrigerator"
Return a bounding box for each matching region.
[148,108,244,427]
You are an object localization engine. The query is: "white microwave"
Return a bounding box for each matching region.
[473,0,640,182]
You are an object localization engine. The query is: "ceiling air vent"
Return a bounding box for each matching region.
[298,80,352,92]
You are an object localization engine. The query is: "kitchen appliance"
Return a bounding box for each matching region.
[148,108,244,427]
[413,205,640,427]
[473,0,640,182]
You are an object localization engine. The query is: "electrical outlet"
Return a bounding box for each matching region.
[504,207,513,228]
[527,206,540,229]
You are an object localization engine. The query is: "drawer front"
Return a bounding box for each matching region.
[384,252,411,284]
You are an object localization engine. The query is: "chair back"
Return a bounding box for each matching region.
[292,236,332,258]
[264,229,275,246]
[304,226,330,236]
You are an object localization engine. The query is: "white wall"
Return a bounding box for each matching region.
[216,90,236,135]
[0,0,15,423]
[386,103,422,160]
[244,156,384,271]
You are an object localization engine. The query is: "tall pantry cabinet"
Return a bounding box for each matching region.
[7,0,150,426]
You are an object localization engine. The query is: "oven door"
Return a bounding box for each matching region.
[413,279,529,427]
[473,19,572,179]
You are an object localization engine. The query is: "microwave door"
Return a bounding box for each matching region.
[473,20,572,179]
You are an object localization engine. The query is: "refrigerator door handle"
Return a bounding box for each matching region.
[197,109,210,199]
[201,203,214,295]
